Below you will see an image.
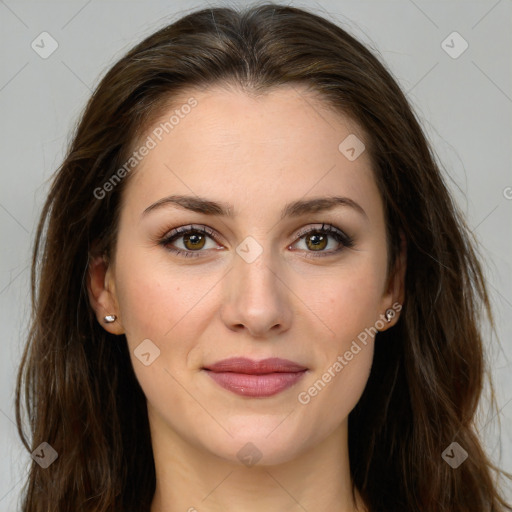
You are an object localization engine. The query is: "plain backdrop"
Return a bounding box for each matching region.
[1,0,511,509]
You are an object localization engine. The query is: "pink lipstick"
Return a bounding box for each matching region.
[203,357,307,398]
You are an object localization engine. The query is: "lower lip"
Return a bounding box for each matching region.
[204,370,306,397]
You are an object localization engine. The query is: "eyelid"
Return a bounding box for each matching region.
[158,222,354,257]
[294,223,352,244]
[158,224,222,244]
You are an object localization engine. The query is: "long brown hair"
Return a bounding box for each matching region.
[15,3,511,511]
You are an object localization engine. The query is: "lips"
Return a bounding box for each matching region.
[203,357,307,398]
[204,357,307,374]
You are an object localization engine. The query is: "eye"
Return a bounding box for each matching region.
[290,223,354,258]
[159,225,222,258]
[158,223,354,259]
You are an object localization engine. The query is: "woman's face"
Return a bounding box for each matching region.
[92,85,403,465]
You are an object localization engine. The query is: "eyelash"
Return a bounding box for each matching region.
[158,223,354,259]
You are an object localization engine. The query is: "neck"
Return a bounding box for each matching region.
[149,410,366,512]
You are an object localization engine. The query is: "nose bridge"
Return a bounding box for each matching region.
[220,234,291,336]
[237,236,278,292]
[234,234,282,307]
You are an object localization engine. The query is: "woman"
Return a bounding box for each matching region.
[15,3,511,511]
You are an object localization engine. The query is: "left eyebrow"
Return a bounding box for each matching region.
[141,194,368,221]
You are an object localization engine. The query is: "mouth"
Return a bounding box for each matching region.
[202,357,308,398]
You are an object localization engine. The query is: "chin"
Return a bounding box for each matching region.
[199,417,317,467]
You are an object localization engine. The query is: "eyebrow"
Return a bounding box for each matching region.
[141,194,368,221]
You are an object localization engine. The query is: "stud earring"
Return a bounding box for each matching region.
[385,308,395,322]
[104,314,117,323]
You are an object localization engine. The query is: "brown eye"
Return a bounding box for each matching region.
[159,225,221,258]
[182,232,206,250]
[291,224,354,258]
[304,232,328,251]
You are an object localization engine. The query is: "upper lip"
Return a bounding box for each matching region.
[203,357,307,374]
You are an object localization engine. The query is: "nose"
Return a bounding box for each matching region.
[219,241,293,339]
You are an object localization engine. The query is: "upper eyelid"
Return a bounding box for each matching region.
[161,223,350,247]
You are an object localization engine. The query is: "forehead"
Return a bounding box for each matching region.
[145,84,365,159]
[122,84,380,221]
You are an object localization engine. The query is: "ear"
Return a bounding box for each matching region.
[86,252,125,335]
[378,231,406,331]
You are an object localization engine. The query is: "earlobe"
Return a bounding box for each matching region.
[385,308,395,322]
[86,253,124,335]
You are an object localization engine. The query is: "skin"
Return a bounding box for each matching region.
[88,84,405,512]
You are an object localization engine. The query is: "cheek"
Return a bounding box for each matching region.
[113,246,222,388]
[115,271,170,345]
[114,242,204,345]
[291,259,384,420]
[294,282,378,436]
[113,261,198,412]
[301,256,386,342]
[295,342,374,447]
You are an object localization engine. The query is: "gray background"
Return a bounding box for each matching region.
[1,0,511,509]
